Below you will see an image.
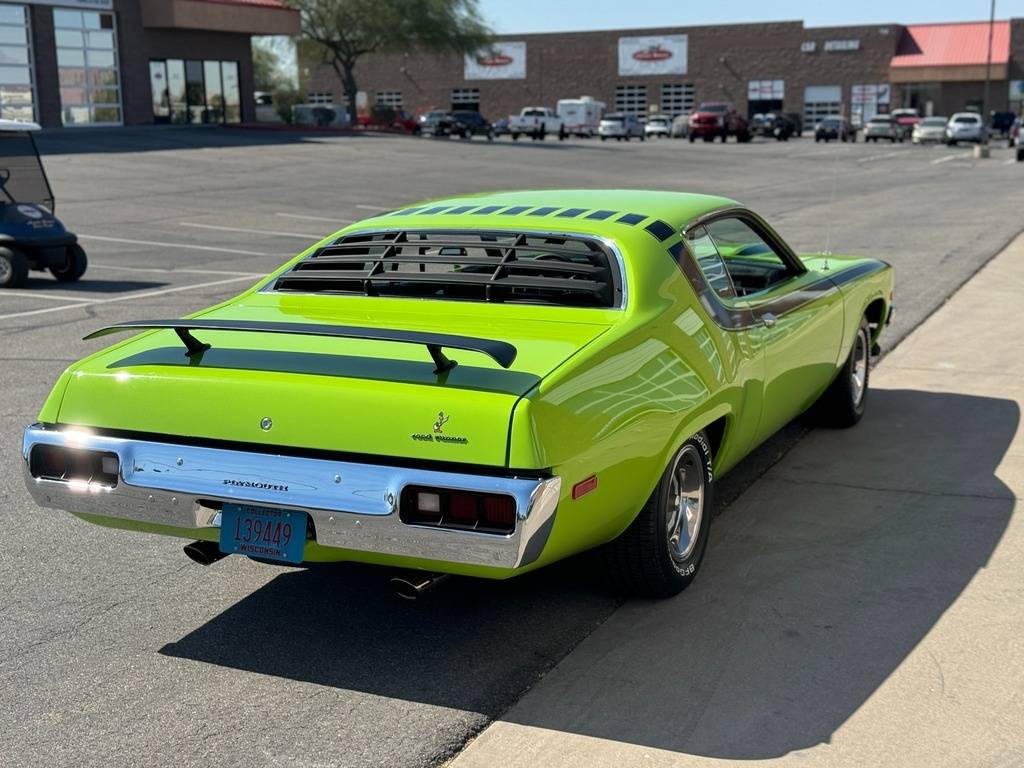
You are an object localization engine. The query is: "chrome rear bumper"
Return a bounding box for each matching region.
[22,424,560,569]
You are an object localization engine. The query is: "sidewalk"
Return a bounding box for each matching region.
[452,236,1024,768]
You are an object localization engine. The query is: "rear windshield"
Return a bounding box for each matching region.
[953,115,979,124]
[602,114,624,122]
[699,104,728,113]
[869,116,892,123]
[922,117,947,126]
[0,132,52,210]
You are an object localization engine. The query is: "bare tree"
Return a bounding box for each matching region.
[285,0,492,122]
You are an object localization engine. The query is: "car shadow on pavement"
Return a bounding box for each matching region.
[160,388,1017,759]
[499,387,1020,759]
[159,557,620,719]
[19,277,166,293]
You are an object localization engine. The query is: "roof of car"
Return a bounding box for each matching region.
[341,190,738,241]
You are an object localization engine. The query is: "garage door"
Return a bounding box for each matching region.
[804,85,842,128]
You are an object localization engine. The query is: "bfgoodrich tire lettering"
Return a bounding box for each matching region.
[598,431,714,598]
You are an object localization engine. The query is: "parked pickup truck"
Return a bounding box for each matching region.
[509,107,567,141]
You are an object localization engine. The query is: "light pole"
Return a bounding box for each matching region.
[983,0,995,144]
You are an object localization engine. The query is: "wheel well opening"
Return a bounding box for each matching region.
[864,297,888,343]
[703,416,728,463]
[864,298,887,328]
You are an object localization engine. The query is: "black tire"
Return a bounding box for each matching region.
[813,317,871,428]
[511,133,519,141]
[598,432,714,598]
[51,243,87,283]
[600,135,607,141]
[558,126,567,141]
[689,135,695,143]
[0,245,28,288]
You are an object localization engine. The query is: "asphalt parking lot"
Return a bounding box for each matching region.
[1,127,1021,768]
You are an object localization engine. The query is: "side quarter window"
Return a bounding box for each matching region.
[685,225,737,299]
[705,217,796,297]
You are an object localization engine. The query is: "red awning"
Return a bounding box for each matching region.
[892,21,1010,68]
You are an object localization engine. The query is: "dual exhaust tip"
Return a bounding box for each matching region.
[183,540,447,599]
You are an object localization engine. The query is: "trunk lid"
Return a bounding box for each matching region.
[55,297,614,468]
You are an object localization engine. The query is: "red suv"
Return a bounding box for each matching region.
[688,102,751,143]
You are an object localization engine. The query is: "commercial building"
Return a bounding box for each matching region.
[0,0,299,128]
[310,18,1024,125]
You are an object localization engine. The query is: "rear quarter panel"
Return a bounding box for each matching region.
[508,234,764,567]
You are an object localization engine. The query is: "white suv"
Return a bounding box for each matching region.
[946,113,987,145]
[599,113,645,141]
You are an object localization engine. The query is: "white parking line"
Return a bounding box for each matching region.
[88,263,263,277]
[0,290,88,302]
[1004,158,1018,165]
[0,275,258,322]
[931,154,962,165]
[181,222,324,240]
[857,151,903,164]
[354,204,392,211]
[276,212,353,224]
[80,234,270,257]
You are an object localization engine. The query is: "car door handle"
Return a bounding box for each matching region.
[761,312,777,328]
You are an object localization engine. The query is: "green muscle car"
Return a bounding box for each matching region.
[22,191,892,598]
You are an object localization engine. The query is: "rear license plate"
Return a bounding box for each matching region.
[219,503,307,564]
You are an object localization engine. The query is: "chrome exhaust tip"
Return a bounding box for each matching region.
[389,572,449,600]
[183,540,228,566]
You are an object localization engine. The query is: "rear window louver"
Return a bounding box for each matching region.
[272,230,622,308]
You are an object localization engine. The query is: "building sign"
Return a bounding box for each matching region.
[748,80,784,100]
[23,0,113,7]
[800,41,817,53]
[852,84,890,105]
[824,39,860,52]
[618,35,687,76]
[851,83,890,124]
[1010,81,1024,101]
[464,42,526,80]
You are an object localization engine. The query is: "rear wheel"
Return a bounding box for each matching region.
[50,243,87,282]
[599,432,714,598]
[813,317,871,428]
[0,246,28,288]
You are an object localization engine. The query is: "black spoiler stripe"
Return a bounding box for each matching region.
[84,320,517,373]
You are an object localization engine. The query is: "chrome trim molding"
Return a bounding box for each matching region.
[22,424,561,569]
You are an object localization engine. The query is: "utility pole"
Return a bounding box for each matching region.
[983,0,995,143]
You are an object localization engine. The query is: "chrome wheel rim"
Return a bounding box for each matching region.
[0,256,10,284]
[665,445,705,562]
[851,328,869,407]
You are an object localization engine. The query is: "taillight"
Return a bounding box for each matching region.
[30,445,119,488]
[400,486,517,533]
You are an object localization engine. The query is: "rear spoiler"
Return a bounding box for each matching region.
[84,319,517,373]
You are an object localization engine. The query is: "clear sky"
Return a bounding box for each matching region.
[478,0,1024,33]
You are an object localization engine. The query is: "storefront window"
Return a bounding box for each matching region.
[55,9,121,125]
[150,59,242,125]
[221,62,240,122]
[0,4,36,122]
